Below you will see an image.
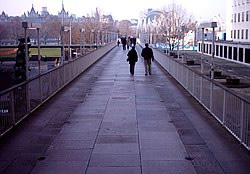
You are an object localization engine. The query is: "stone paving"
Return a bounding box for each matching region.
[0,46,250,174]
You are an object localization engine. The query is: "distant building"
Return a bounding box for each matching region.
[0,11,9,22]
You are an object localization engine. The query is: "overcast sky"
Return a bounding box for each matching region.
[0,0,227,21]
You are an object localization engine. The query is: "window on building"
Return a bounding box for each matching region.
[229,47,232,59]
[242,30,244,39]
[238,30,240,39]
[232,14,234,23]
[224,46,227,58]
[238,13,240,22]
[233,47,238,60]
[246,49,250,63]
[247,11,249,21]
[234,30,236,38]
[234,14,237,22]
[216,45,219,56]
[231,30,233,38]
[209,44,212,54]
[242,12,245,21]
[239,48,243,62]
[246,29,248,39]
[220,45,223,57]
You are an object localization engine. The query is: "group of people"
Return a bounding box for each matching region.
[117,37,137,50]
[126,43,154,76]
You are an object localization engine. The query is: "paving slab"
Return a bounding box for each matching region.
[142,160,197,174]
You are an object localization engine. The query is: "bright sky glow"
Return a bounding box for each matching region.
[0,0,227,21]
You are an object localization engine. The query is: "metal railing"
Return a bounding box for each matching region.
[152,46,250,150]
[0,42,116,136]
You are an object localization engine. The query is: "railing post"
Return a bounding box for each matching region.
[49,72,52,95]
[222,90,226,125]
[26,83,31,113]
[240,100,245,143]
[210,82,214,112]
[10,90,15,125]
[39,76,42,102]
[192,72,195,94]
[200,76,203,102]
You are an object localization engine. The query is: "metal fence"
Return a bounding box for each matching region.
[0,42,116,136]
[152,47,250,150]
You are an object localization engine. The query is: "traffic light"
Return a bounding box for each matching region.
[15,37,31,81]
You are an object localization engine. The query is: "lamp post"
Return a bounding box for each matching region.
[22,22,41,78]
[177,27,181,61]
[199,22,217,78]
[62,26,71,62]
[79,28,85,55]
[181,26,185,51]
[91,30,95,45]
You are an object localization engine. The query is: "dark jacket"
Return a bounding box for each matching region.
[141,47,154,61]
[127,49,138,64]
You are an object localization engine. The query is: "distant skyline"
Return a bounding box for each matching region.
[0,0,227,21]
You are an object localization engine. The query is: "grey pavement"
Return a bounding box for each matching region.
[0,45,250,174]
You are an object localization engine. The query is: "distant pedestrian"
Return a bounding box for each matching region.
[127,37,131,50]
[121,37,126,50]
[141,43,154,75]
[117,39,120,47]
[127,46,138,75]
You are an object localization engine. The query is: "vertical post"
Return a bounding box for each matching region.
[61,27,65,65]
[24,28,29,80]
[182,28,184,51]
[211,27,215,80]
[222,90,226,125]
[69,20,72,60]
[37,28,42,103]
[177,28,180,61]
[37,28,41,75]
[240,100,245,143]
[201,28,205,74]
[24,28,30,112]
[10,90,15,125]
[80,29,83,55]
[68,30,70,60]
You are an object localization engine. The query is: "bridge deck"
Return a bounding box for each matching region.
[0,46,250,174]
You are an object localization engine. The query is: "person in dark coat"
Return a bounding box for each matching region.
[127,46,138,75]
[141,43,154,75]
[121,37,127,50]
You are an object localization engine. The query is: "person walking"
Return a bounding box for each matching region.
[127,46,138,75]
[141,43,154,75]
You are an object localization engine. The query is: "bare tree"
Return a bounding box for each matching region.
[145,3,195,50]
[117,20,133,37]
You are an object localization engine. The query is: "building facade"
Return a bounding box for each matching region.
[227,0,250,42]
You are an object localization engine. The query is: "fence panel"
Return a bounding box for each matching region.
[224,92,242,138]
[29,78,40,110]
[0,92,13,134]
[0,42,116,136]
[14,84,28,123]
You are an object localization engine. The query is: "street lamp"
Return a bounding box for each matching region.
[79,28,85,55]
[91,30,95,45]
[97,30,100,46]
[22,22,41,78]
[199,22,217,78]
[61,26,71,62]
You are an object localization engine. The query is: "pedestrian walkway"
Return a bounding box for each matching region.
[0,46,250,174]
